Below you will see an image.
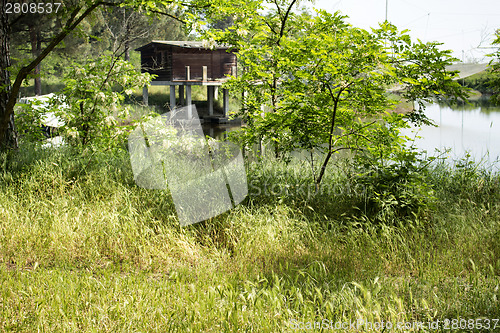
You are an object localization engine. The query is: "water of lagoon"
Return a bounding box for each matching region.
[402,99,500,170]
[202,99,500,170]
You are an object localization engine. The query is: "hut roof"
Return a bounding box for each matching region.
[135,40,230,51]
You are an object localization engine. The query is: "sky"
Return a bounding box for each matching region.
[310,0,500,63]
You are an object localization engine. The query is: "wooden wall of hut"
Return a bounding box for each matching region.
[138,43,237,82]
[171,49,236,80]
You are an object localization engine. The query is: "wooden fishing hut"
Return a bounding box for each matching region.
[135,41,237,121]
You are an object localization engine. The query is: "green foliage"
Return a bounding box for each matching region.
[459,69,500,95]
[15,101,52,144]
[51,55,153,149]
[201,3,467,186]
[354,130,436,223]
[376,23,467,111]
[1,0,210,150]
[0,145,499,331]
[488,29,500,104]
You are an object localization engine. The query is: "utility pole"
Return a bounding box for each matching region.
[385,0,388,22]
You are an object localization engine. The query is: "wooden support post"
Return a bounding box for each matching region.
[202,66,208,81]
[231,66,237,77]
[207,86,214,116]
[142,86,148,106]
[170,85,176,110]
[185,66,190,80]
[179,85,185,105]
[222,88,229,118]
[186,85,192,119]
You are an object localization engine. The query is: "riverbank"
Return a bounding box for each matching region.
[387,90,493,118]
[0,145,498,331]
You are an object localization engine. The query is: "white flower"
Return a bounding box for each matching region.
[236,28,248,37]
[96,92,106,102]
[119,107,130,119]
[125,89,133,95]
[202,38,216,49]
[67,127,79,139]
[104,116,116,126]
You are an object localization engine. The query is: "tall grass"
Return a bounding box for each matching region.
[0,144,499,332]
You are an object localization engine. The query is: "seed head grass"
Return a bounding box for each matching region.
[0,145,499,331]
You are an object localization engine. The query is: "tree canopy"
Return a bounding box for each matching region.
[488,29,500,105]
[0,0,231,149]
[1,0,469,168]
[196,1,467,186]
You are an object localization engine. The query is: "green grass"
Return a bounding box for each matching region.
[0,145,499,332]
[459,69,500,97]
[125,85,240,116]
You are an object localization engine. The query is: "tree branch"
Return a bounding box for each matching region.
[1,1,126,139]
[146,9,185,24]
[277,0,297,45]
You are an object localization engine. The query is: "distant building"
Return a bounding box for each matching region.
[135,41,237,120]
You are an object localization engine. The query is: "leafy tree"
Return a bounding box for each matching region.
[1,0,112,149]
[98,6,186,61]
[0,0,238,150]
[8,10,55,96]
[199,0,312,157]
[488,29,500,105]
[50,54,153,148]
[201,3,467,188]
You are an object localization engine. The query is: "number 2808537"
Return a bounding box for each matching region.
[5,2,62,14]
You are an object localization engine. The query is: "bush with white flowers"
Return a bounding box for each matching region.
[52,54,153,148]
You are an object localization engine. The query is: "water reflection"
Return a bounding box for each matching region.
[203,100,500,169]
[202,123,241,140]
[437,98,500,114]
[403,99,500,168]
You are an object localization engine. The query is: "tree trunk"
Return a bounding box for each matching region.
[0,2,102,150]
[124,22,130,61]
[29,24,42,96]
[0,0,18,149]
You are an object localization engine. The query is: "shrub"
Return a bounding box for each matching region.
[51,55,153,149]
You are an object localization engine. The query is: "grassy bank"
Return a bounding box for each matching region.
[0,145,499,332]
